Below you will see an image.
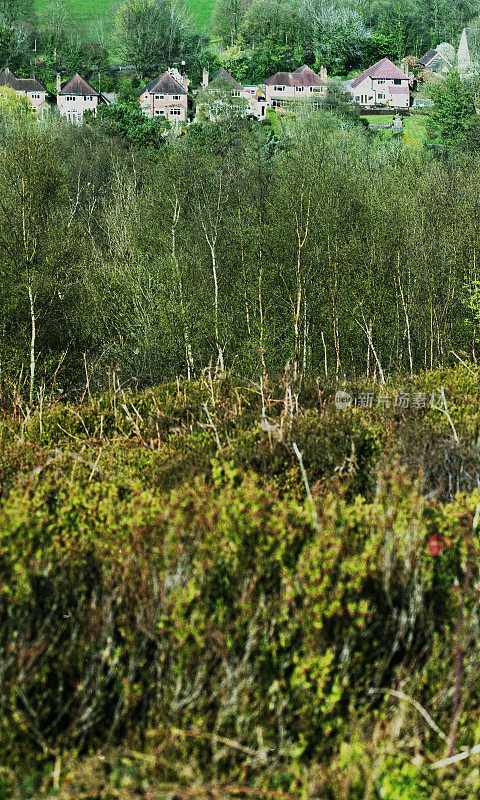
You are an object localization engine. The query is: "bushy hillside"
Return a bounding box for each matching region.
[1,365,480,799]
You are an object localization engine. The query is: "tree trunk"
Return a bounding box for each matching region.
[28,284,35,406]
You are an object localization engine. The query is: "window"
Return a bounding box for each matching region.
[155,94,164,99]
[274,85,285,91]
[393,79,402,85]
[154,109,165,115]
[232,89,240,97]
[30,93,40,100]
[66,95,75,101]
[377,79,385,84]
[378,93,385,99]
[170,108,181,116]
[295,85,304,92]
[172,94,181,100]
[84,95,93,101]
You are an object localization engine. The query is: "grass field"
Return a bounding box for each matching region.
[402,114,428,148]
[361,113,394,124]
[361,113,428,149]
[34,0,214,36]
[188,0,215,31]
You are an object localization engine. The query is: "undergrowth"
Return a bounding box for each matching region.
[1,365,480,798]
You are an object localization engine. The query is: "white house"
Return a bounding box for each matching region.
[350,58,410,109]
[57,73,101,122]
[138,68,189,122]
[263,65,327,108]
[0,69,48,116]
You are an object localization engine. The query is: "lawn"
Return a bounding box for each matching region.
[34,0,214,36]
[361,113,394,124]
[403,114,428,148]
[360,113,428,149]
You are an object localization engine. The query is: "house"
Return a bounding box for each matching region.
[138,69,188,123]
[418,31,480,82]
[263,65,327,108]
[0,68,48,116]
[198,68,267,120]
[57,73,102,122]
[419,43,455,76]
[350,58,410,109]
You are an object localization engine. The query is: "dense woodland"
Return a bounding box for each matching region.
[0,93,479,398]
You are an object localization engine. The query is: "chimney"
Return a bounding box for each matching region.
[401,58,409,76]
[202,67,209,89]
[56,73,61,93]
[320,65,327,82]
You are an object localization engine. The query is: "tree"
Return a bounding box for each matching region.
[0,110,89,400]
[211,0,248,46]
[426,71,480,155]
[93,102,169,148]
[116,0,195,73]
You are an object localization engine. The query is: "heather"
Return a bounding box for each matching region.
[1,365,480,798]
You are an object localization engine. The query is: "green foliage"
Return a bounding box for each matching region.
[116,0,198,73]
[427,71,480,154]
[1,365,480,797]
[94,100,169,146]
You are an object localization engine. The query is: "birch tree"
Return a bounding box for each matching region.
[0,119,68,401]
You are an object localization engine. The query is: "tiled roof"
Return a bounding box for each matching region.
[388,84,409,94]
[265,65,325,87]
[59,73,99,96]
[351,58,407,88]
[0,68,46,93]
[208,68,241,90]
[140,72,187,96]
[419,49,438,67]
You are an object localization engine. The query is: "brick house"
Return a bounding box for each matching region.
[138,69,188,123]
[350,58,410,109]
[57,73,102,122]
[0,68,48,116]
[263,65,327,108]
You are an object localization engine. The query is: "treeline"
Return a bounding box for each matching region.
[4,0,480,94]
[211,0,480,79]
[0,101,479,398]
